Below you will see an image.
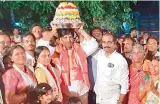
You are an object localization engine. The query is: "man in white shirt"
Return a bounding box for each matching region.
[94,33,129,104]
[37,30,56,56]
[31,24,43,46]
[13,27,21,43]
[22,32,36,72]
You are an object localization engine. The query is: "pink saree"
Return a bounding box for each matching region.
[128,66,145,104]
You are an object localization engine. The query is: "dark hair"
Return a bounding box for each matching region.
[152,56,159,61]
[90,27,102,36]
[67,97,81,104]
[143,32,149,35]
[7,45,25,57]
[34,46,49,68]
[31,24,42,30]
[147,35,159,44]
[124,36,136,46]
[0,32,11,41]
[130,27,136,33]
[12,27,19,31]
[22,32,36,42]
[52,101,62,104]
[2,53,12,69]
[27,83,52,104]
[35,46,49,58]
[138,37,143,42]
[36,83,52,96]
[57,28,74,38]
[115,41,121,53]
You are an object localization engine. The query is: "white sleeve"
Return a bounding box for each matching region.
[37,39,55,56]
[80,37,98,57]
[37,38,50,47]
[119,58,129,94]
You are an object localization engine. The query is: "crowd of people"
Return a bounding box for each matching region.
[0,23,159,104]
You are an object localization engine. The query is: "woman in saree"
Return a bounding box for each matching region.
[34,46,62,102]
[128,44,146,104]
[2,45,37,104]
[138,56,160,104]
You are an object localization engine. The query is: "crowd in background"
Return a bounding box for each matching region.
[0,23,159,104]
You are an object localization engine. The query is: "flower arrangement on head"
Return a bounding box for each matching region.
[51,2,83,28]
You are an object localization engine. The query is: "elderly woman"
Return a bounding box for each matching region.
[128,44,146,104]
[2,45,37,104]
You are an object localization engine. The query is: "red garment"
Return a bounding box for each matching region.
[57,43,90,88]
[128,66,145,104]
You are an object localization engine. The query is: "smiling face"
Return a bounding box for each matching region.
[37,48,51,67]
[147,39,158,52]
[123,38,134,53]
[149,59,159,75]
[11,47,26,65]
[102,34,116,54]
[13,28,19,36]
[60,34,74,50]
[92,29,102,42]
[131,44,145,63]
[23,35,36,52]
[39,90,53,104]
[0,35,11,55]
[32,26,42,39]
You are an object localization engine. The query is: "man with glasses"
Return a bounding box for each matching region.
[0,33,11,72]
[94,32,129,104]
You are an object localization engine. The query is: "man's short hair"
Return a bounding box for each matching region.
[124,36,136,46]
[22,32,36,42]
[130,27,136,33]
[147,35,159,44]
[31,24,41,30]
[12,27,19,31]
[90,27,102,36]
[57,28,74,38]
[143,32,149,35]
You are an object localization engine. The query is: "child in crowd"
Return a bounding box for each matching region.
[28,83,58,104]
[3,53,12,70]
[67,97,82,104]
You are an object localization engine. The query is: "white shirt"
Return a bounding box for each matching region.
[37,38,55,56]
[62,37,98,96]
[37,38,50,47]
[25,51,35,72]
[13,35,21,43]
[80,37,99,57]
[94,50,129,100]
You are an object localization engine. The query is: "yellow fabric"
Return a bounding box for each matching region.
[35,67,48,84]
[143,60,151,72]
